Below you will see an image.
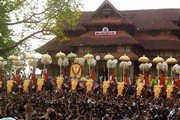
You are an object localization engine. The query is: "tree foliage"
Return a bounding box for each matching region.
[0,1,19,57]
[0,0,82,55]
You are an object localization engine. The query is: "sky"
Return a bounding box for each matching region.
[81,0,180,11]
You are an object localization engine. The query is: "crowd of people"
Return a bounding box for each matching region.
[0,81,179,120]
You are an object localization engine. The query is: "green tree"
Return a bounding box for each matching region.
[0,0,82,55]
[0,1,17,57]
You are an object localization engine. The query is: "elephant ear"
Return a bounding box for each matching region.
[74,58,85,66]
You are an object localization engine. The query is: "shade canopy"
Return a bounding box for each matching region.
[152,55,164,63]
[0,56,4,61]
[8,55,18,61]
[138,55,149,63]
[119,54,130,61]
[25,54,35,59]
[103,53,114,60]
[83,53,94,60]
[55,51,66,58]
[166,56,177,64]
[67,52,77,60]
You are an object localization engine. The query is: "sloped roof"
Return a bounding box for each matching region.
[90,0,123,18]
[75,9,179,30]
[139,40,180,50]
[36,37,73,52]
[136,33,180,50]
[135,32,180,41]
[122,9,180,30]
[68,31,137,46]
[82,17,133,26]
[81,0,134,26]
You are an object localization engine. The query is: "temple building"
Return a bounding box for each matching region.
[37,0,180,82]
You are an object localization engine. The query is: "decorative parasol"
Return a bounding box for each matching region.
[119,61,132,83]
[119,54,130,61]
[41,54,52,65]
[87,59,97,67]
[41,54,52,79]
[67,51,77,60]
[83,53,94,60]
[13,60,24,66]
[74,58,85,66]
[87,58,97,79]
[138,55,149,63]
[0,56,4,61]
[25,54,35,60]
[8,55,18,61]
[139,63,152,81]
[55,51,66,58]
[138,55,150,84]
[58,57,69,75]
[103,53,114,61]
[152,55,165,78]
[152,55,164,63]
[28,59,38,67]
[166,56,177,64]
[166,56,177,83]
[172,64,180,75]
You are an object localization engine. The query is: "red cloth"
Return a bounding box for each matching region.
[43,68,48,80]
[44,72,48,80]
[109,69,115,83]
[174,79,180,87]
[124,71,128,84]
[160,72,166,86]
[13,74,21,84]
[90,68,96,81]
[30,68,37,84]
[144,73,150,85]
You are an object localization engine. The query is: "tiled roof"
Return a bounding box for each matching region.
[82,17,133,26]
[122,9,179,30]
[139,40,180,50]
[36,37,73,52]
[135,33,180,50]
[74,9,179,30]
[68,31,138,46]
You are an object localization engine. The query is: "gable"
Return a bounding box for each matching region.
[92,3,122,19]
[90,0,123,19]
